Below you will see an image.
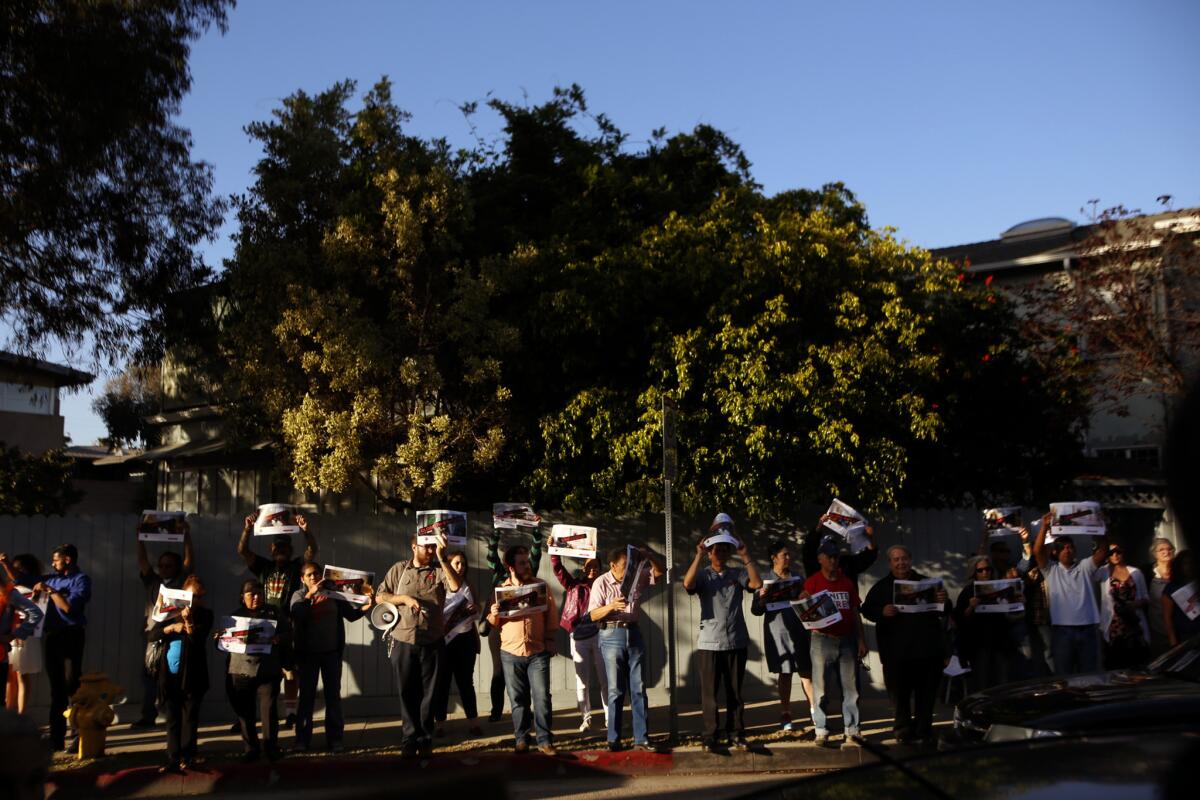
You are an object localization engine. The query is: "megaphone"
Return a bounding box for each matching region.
[370,602,399,633]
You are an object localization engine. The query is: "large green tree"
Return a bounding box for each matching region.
[0,0,231,363]
[214,80,1087,514]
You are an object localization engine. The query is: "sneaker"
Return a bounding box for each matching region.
[578,715,592,732]
[814,731,831,748]
[780,712,793,732]
[733,735,750,750]
[702,738,720,754]
[538,744,559,757]
[841,736,861,750]
[514,739,530,754]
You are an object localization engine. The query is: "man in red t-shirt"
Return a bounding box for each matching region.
[802,540,867,748]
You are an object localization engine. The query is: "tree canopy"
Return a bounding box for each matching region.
[0,0,231,364]
[210,80,1087,514]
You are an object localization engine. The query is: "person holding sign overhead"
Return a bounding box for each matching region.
[587,541,665,751]
[861,544,949,747]
[375,530,462,757]
[751,540,813,733]
[486,545,558,755]
[683,513,763,752]
[1031,509,1108,676]
[802,539,867,748]
[134,519,193,729]
[547,528,608,734]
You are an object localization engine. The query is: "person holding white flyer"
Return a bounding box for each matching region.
[751,539,813,733]
[224,580,290,762]
[953,556,1020,691]
[683,513,763,752]
[861,544,949,747]
[134,522,193,729]
[0,567,44,717]
[1031,510,1108,676]
[0,553,45,717]
[548,531,608,734]
[289,562,373,752]
[432,550,483,738]
[147,575,211,774]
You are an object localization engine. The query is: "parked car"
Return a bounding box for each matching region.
[737,732,1197,800]
[952,635,1200,743]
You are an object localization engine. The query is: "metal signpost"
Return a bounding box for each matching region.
[661,394,679,742]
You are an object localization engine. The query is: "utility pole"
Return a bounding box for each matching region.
[662,394,678,743]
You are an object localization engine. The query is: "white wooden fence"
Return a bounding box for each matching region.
[0,507,1182,721]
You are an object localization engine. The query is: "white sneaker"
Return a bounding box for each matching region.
[578,716,592,732]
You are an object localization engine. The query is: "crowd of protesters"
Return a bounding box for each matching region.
[0,503,1196,771]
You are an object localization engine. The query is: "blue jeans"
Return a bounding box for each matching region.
[809,633,860,735]
[501,650,553,745]
[1051,624,1100,676]
[599,626,649,744]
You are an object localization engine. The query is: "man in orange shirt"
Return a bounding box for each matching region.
[486,545,558,755]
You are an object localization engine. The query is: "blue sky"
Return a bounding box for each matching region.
[44,0,1200,443]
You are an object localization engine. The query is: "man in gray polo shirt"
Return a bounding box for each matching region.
[682,513,763,751]
[1032,512,1108,675]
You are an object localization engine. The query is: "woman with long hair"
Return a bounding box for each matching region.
[1,554,44,715]
[1095,542,1150,669]
[549,537,607,732]
[751,540,813,732]
[433,550,483,737]
[954,556,1018,691]
[148,575,212,773]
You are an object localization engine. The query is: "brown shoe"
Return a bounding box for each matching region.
[538,744,559,757]
[514,739,530,754]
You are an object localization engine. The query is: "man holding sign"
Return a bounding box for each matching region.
[861,545,949,746]
[1032,510,1108,676]
[683,514,763,752]
[587,542,666,751]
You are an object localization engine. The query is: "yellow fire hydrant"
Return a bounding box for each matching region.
[64,672,123,758]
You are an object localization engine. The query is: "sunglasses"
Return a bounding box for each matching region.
[975,566,993,573]
[1108,548,1124,555]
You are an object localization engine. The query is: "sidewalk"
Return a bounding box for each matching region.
[46,697,949,799]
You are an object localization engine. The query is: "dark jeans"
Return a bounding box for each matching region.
[162,672,203,762]
[43,625,85,747]
[1051,624,1100,676]
[697,648,748,740]
[886,657,941,739]
[296,649,344,747]
[390,640,441,746]
[966,645,1013,693]
[433,633,478,722]
[1029,623,1054,677]
[229,674,279,755]
[1103,637,1150,670]
[487,627,506,717]
[500,650,553,746]
[140,657,160,722]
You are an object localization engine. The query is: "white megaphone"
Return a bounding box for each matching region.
[370,602,400,633]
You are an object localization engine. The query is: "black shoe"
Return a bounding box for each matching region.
[607,740,624,752]
[157,763,183,775]
[702,738,720,754]
[418,740,433,757]
[329,741,345,754]
[229,722,241,734]
[401,742,418,758]
[241,750,261,764]
[733,735,749,751]
[283,714,296,731]
[488,710,503,722]
[131,718,157,730]
[265,746,282,762]
[633,741,665,753]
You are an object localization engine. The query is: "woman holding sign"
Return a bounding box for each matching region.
[750,540,813,732]
[548,528,607,733]
[953,557,1020,691]
[148,575,211,773]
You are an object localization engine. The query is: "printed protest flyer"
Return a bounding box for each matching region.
[760,577,805,612]
[548,524,598,559]
[15,586,48,637]
[494,582,548,619]
[416,509,468,547]
[443,592,478,642]
[322,564,374,604]
[893,578,944,613]
[492,502,541,530]
[796,590,843,630]
[619,544,651,602]
[973,578,1025,613]
[1172,582,1200,621]
[821,499,871,553]
[1049,501,1106,538]
[217,616,276,654]
[151,586,193,623]
[253,503,301,536]
[137,510,186,542]
[983,507,1024,538]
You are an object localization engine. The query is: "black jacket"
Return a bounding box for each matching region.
[861,571,949,663]
[148,606,213,699]
[288,589,365,654]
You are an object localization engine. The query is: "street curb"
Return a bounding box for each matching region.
[47,743,870,798]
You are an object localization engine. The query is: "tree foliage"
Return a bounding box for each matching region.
[211,80,1088,514]
[0,0,231,364]
[92,364,160,449]
[0,443,80,515]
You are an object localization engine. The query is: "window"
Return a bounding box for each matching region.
[1094,446,1161,467]
[0,382,56,415]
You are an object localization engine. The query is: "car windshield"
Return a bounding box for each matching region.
[1147,636,1200,681]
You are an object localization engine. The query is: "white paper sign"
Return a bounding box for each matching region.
[217,616,276,654]
[150,586,193,623]
[15,586,48,638]
[138,510,186,542]
[821,499,870,553]
[253,503,301,536]
[893,578,944,613]
[973,578,1025,613]
[494,582,548,619]
[322,564,374,605]
[1049,502,1106,538]
[548,524,597,559]
[492,502,541,530]
[416,509,468,547]
[443,591,478,643]
[760,577,806,612]
[796,590,843,630]
[1171,582,1200,621]
[983,507,1023,538]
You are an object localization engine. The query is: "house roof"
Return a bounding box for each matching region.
[0,351,94,387]
[95,436,271,465]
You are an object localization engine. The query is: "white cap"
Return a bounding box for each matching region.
[704,532,741,549]
[710,512,734,531]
